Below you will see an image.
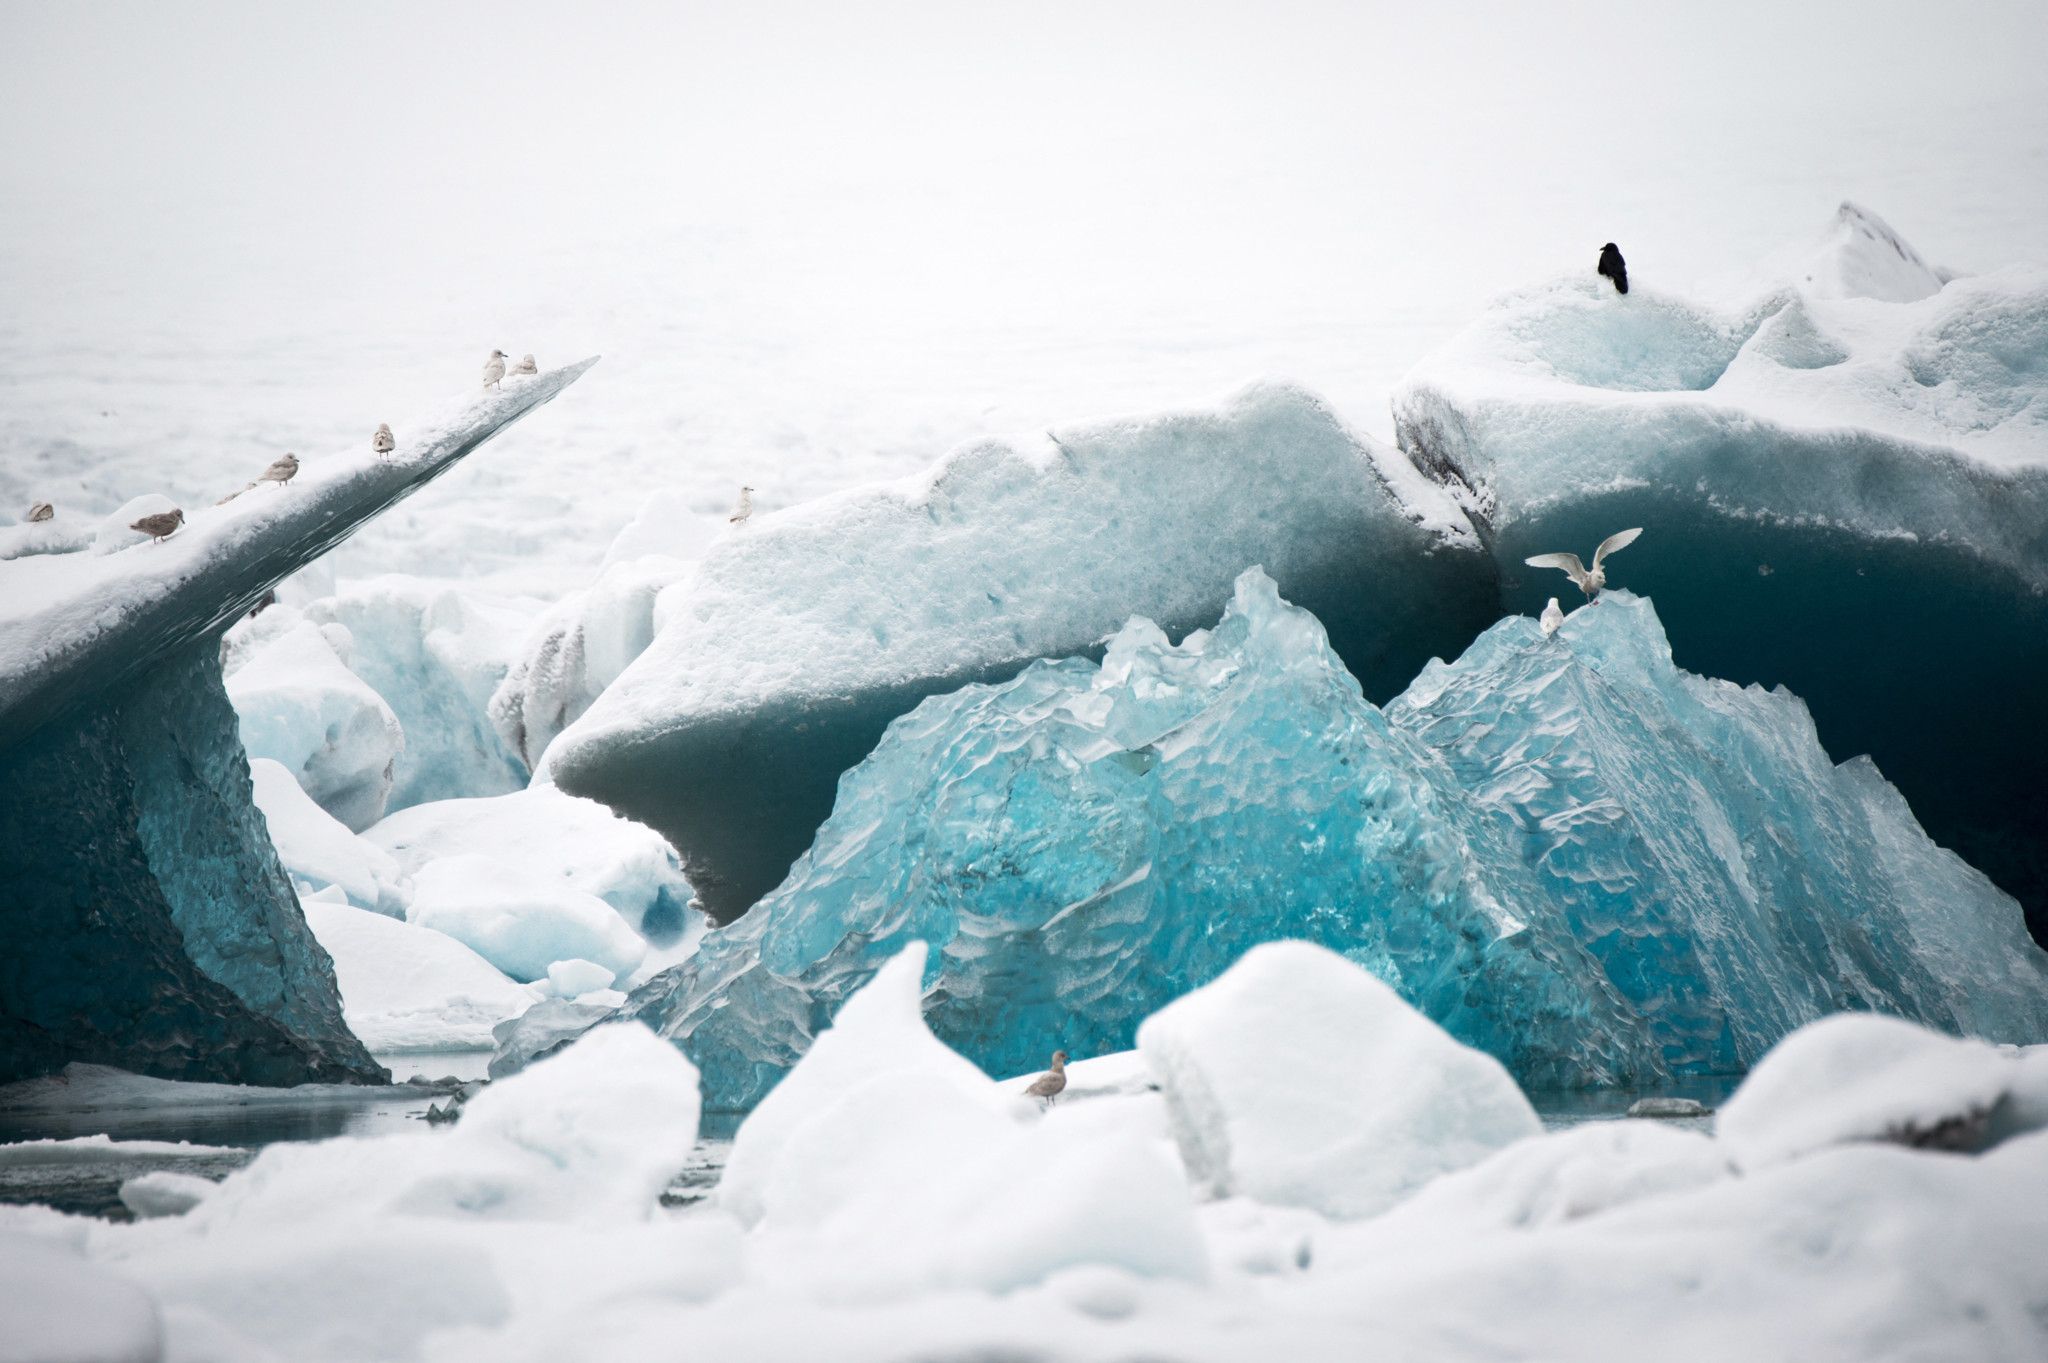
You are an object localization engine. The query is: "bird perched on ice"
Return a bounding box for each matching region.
[728,485,754,525]
[131,507,185,542]
[1023,1051,1070,1107]
[25,501,53,523]
[1540,597,1565,639]
[257,452,299,486]
[1598,242,1629,295]
[1526,528,1642,601]
[373,423,396,457]
[482,350,508,389]
[510,353,538,377]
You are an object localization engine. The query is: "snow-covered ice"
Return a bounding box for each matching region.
[364,784,699,949]
[227,620,405,831]
[1136,942,1540,1219]
[249,758,406,914]
[303,900,538,1053]
[405,855,647,986]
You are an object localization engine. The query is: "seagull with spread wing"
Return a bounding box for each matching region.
[1525,527,1642,601]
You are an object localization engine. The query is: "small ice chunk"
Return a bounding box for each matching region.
[227,620,405,831]
[1628,1097,1713,1119]
[406,854,646,984]
[1137,940,1541,1219]
[544,959,616,998]
[249,758,406,915]
[119,1169,218,1219]
[1716,1013,2016,1168]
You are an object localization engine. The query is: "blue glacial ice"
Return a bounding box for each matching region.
[544,381,1498,918]
[0,359,596,1085]
[1391,203,2048,940]
[590,571,2048,1110]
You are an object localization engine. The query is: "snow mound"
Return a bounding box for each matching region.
[1716,1013,2017,1168]
[249,758,405,914]
[0,508,92,561]
[719,943,998,1223]
[365,784,697,947]
[1785,202,1946,303]
[724,944,1206,1298]
[120,1170,218,1219]
[582,575,2048,1109]
[1137,941,1539,1219]
[546,381,1493,916]
[0,1233,163,1363]
[226,620,404,832]
[304,576,533,810]
[91,493,183,556]
[303,900,536,1052]
[406,855,646,985]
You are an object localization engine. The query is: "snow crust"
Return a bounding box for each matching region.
[1136,942,1539,1218]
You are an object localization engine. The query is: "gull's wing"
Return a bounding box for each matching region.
[1592,527,1643,568]
[1524,552,1588,584]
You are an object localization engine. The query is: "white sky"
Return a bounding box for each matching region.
[2,0,2044,585]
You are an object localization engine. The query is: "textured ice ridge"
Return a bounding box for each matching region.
[586,571,2048,1109]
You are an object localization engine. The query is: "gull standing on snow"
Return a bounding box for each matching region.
[1023,1051,1069,1108]
[25,501,53,523]
[1525,527,1643,601]
[728,485,754,525]
[256,452,299,486]
[131,507,185,542]
[482,350,508,389]
[1540,597,1565,639]
[510,353,537,377]
[373,423,396,457]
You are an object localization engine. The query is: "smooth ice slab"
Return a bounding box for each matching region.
[544,381,1495,917]
[593,573,2048,1109]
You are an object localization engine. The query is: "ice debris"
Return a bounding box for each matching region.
[227,619,404,832]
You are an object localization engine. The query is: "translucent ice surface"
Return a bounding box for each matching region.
[597,573,2048,1109]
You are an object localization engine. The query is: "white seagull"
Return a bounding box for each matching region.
[728,485,754,525]
[482,350,508,389]
[1525,527,1643,601]
[26,501,53,523]
[1540,597,1565,639]
[373,423,396,457]
[510,353,538,377]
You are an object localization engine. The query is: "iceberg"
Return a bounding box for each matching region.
[1391,205,2048,939]
[226,619,405,831]
[303,576,534,811]
[303,900,539,1053]
[543,382,1496,917]
[587,572,2048,1110]
[0,359,595,1085]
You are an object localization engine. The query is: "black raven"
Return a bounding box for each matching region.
[1598,242,1628,295]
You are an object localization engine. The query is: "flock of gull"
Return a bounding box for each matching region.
[23,352,544,547]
